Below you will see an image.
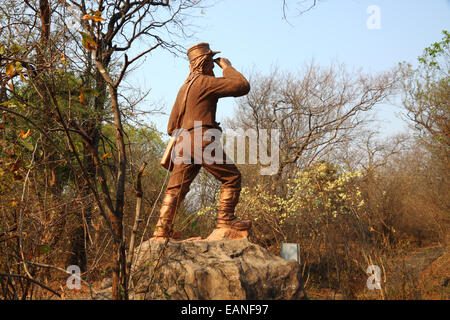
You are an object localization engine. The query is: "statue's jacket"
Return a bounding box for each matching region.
[167,66,250,136]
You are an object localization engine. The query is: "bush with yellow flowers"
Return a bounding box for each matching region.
[229,162,375,298]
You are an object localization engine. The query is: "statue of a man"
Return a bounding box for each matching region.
[153,42,252,239]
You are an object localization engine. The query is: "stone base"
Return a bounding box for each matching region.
[126,237,307,300]
[95,229,308,300]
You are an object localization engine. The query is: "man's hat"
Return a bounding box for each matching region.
[187,42,220,63]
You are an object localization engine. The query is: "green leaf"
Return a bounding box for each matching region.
[82,88,100,97]
[79,31,98,51]
[101,265,112,276]
[14,62,23,72]
[163,290,171,300]
[22,139,34,151]
[39,245,50,254]
[120,285,125,297]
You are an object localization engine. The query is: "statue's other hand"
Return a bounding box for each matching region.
[214,57,232,69]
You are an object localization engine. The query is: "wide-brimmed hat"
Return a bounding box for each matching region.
[187,42,220,63]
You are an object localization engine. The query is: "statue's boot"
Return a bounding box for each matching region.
[152,193,181,239]
[216,188,252,231]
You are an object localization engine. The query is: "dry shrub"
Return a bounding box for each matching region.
[188,156,449,299]
[192,162,384,298]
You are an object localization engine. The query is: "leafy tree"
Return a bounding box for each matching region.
[400,30,449,165]
[0,0,206,299]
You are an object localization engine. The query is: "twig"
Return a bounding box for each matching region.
[127,162,148,285]
[23,261,102,297]
[0,273,61,298]
[18,139,39,279]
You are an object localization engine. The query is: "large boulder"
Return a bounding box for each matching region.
[127,237,307,300]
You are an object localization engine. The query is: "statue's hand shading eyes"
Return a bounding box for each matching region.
[214,57,232,69]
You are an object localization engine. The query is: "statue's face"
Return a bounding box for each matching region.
[189,54,215,76]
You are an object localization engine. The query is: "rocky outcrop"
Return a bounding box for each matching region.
[126,237,307,300]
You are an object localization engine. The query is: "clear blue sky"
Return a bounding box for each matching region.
[127,0,450,137]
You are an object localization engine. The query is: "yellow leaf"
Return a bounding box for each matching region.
[101,153,111,160]
[5,64,14,77]
[11,201,18,207]
[92,16,105,22]
[79,90,86,105]
[19,129,32,139]
[19,71,27,82]
[7,82,13,91]
[82,14,105,22]
[49,169,56,187]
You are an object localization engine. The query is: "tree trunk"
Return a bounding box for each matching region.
[111,216,127,299]
[109,86,128,300]
[65,64,107,272]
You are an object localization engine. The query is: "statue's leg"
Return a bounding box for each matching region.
[216,186,251,231]
[202,143,251,231]
[152,162,201,238]
[152,191,179,238]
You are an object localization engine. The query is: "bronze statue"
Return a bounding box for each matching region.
[153,42,252,240]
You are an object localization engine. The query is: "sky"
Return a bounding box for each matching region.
[126,0,450,137]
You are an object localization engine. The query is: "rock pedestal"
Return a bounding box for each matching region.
[128,235,307,300]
